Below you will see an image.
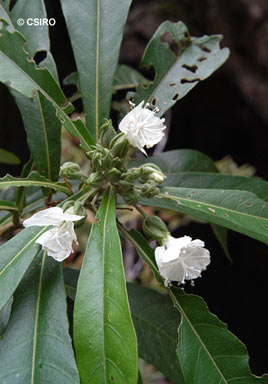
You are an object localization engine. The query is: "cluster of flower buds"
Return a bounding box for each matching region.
[60,162,84,180]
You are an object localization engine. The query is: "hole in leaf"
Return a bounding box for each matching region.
[198,57,207,62]
[246,202,253,206]
[152,98,157,106]
[33,50,47,65]
[200,46,211,53]
[181,78,199,84]
[169,82,176,87]
[160,31,179,56]
[172,93,179,101]
[110,376,115,382]
[182,64,198,73]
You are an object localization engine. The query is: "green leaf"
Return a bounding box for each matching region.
[113,65,150,92]
[169,288,268,383]
[0,22,94,150]
[0,297,12,335]
[6,1,62,182]
[118,225,161,282]
[0,251,80,383]
[0,171,71,195]
[129,149,218,176]
[0,3,12,27]
[162,172,268,201]
[132,21,229,116]
[0,226,46,311]
[74,187,138,383]
[15,157,34,212]
[60,0,132,140]
[211,224,232,263]
[0,200,18,212]
[12,90,62,181]
[127,283,185,384]
[9,0,49,57]
[0,148,20,165]
[64,270,185,384]
[140,187,268,244]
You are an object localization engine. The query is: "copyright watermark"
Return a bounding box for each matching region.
[16,18,56,27]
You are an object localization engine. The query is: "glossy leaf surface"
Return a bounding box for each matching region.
[169,288,268,383]
[128,283,184,384]
[74,187,138,383]
[0,171,71,195]
[140,187,268,244]
[0,251,80,383]
[60,0,132,140]
[132,21,230,117]
[0,23,93,150]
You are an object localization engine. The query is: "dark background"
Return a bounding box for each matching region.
[1,0,268,376]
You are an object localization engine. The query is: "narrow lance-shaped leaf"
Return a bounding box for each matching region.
[60,0,132,140]
[140,187,268,244]
[169,288,268,383]
[64,269,185,384]
[0,22,94,150]
[0,251,80,384]
[0,171,71,195]
[132,20,230,117]
[7,1,62,181]
[113,65,150,92]
[74,187,138,383]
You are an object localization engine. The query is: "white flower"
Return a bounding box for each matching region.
[119,101,166,154]
[155,235,210,286]
[23,207,84,261]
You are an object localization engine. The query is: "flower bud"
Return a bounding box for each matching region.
[122,189,139,205]
[141,180,159,198]
[142,215,170,242]
[102,149,114,171]
[87,172,104,188]
[106,167,121,183]
[63,201,87,227]
[99,119,116,148]
[140,163,165,184]
[110,132,129,158]
[60,162,83,180]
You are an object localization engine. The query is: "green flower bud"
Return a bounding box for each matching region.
[117,179,134,193]
[139,163,165,184]
[102,149,114,171]
[87,172,104,188]
[141,180,159,198]
[142,215,170,242]
[62,201,87,228]
[106,167,121,183]
[122,189,139,205]
[91,152,102,170]
[60,162,83,180]
[99,119,116,148]
[110,132,129,158]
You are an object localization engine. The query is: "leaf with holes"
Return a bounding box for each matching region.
[6,0,62,182]
[74,187,138,384]
[60,0,132,141]
[169,288,268,383]
[132,20,229,117]
[0,251,80,383]
[139,187,268,244]
[0,21,94,150]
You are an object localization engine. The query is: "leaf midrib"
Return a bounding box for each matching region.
[169,289,228,384]
[31,252,46,384]
[0,48,90,150]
